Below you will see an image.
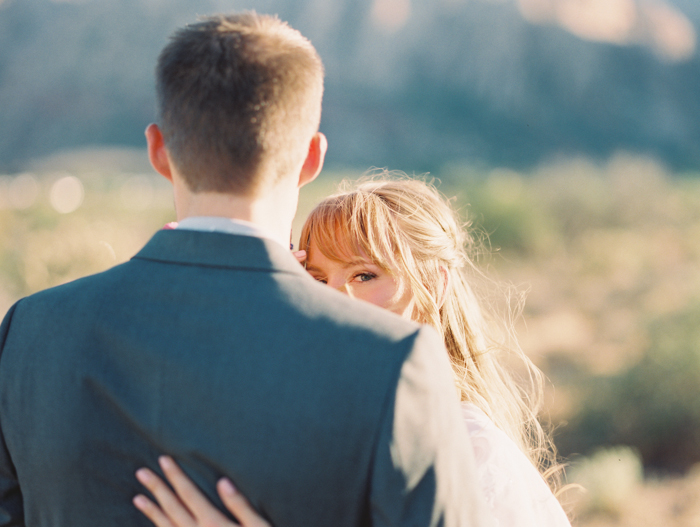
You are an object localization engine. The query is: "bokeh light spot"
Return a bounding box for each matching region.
[516,0,696,62]
[556,0,637,45]
[50,175,85,214]
[371,0,412,32]
[642,1,696,62]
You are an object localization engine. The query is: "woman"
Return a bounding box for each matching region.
[134,176,571,527]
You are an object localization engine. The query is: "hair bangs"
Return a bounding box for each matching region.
[300,191,402,273]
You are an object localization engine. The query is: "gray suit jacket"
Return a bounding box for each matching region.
[0,230,492,527]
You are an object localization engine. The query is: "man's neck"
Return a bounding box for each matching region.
[173,187,298,249]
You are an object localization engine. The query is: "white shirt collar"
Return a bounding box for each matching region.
[175,217,288,249]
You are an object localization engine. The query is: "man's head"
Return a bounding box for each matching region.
[154,12,324,196]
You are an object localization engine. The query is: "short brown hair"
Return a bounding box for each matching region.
[156,12,324,194]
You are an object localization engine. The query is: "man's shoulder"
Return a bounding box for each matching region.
[7,259,134,320]
[272,275,448,385]
[23,259,130,297]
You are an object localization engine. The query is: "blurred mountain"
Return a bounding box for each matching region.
[1,0,699,172]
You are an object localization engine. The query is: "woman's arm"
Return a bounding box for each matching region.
[134,456,270,527]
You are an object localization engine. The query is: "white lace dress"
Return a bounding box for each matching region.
[461,403,572,527]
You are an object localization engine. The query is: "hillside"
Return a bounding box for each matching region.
[1,0,699,172]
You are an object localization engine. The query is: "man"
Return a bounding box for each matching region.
[0,13,492,527]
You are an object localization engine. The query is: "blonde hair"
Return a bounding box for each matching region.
[299,174,562,491]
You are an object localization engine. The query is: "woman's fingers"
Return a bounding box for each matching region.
[136,467,196,527]
[135,457,264,527]
[159,456,236,527]
[133,494,177,527]
[293,250,307,264]
[217,479,270,527]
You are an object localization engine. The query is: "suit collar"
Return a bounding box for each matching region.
[132,229,308,277]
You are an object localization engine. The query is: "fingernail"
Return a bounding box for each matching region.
[293,250,306,257]
[133,495,149,509]
[159,455,173,470]
[135,468,151,483]
[218,478,237,496]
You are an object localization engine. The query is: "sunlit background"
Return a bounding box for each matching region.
[1,1,700,524]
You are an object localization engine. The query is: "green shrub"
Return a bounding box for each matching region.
[557,303,700,472]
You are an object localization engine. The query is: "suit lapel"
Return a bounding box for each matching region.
[132,230,308,277]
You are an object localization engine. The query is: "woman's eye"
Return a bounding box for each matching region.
[312,276,327,284]
[355,273,376,282]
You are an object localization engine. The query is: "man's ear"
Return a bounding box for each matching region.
[145,124,173,182]
[298,132,328,188]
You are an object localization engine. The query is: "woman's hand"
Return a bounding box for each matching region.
[134,456,270,527]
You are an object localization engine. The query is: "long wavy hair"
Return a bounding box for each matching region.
[299,174,562,492]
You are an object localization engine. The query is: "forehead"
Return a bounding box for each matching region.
[305,220,361,257]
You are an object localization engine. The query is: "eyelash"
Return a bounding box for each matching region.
[312,272,377,284]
